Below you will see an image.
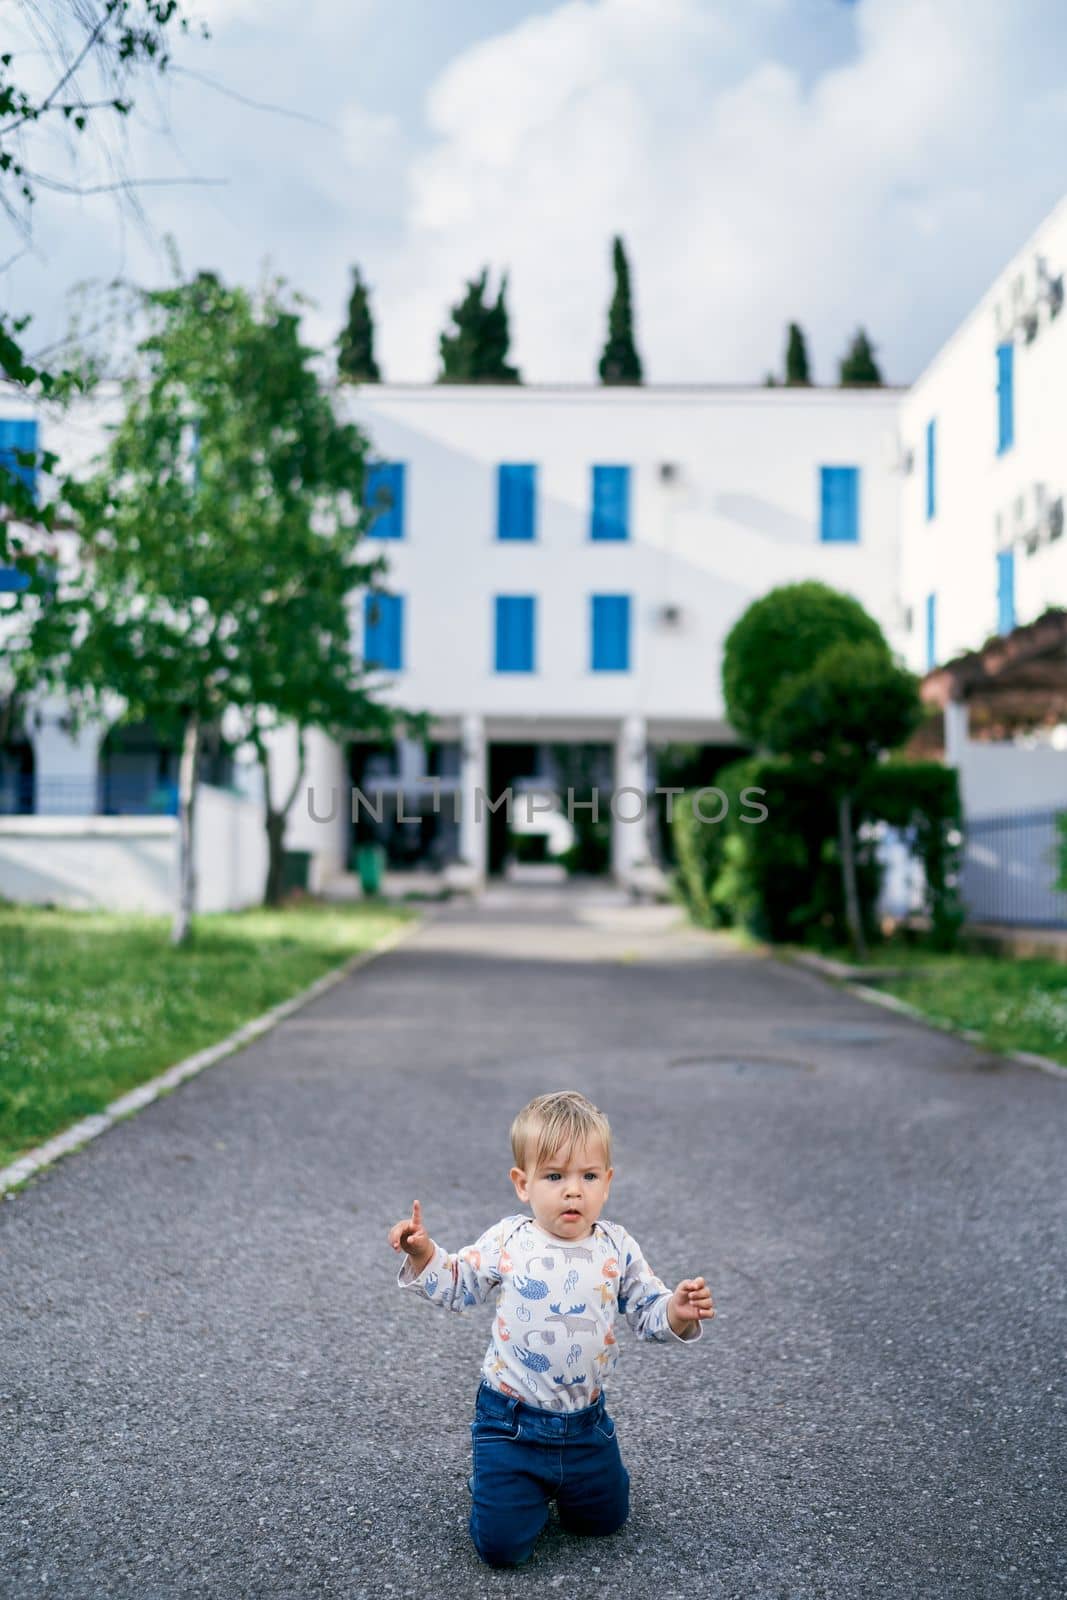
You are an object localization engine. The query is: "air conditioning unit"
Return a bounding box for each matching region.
[1036,255,1065,319]
[658,604,683,628]
[896,445,915,476]
[1018,482,1064,554]
[658,462,680,484]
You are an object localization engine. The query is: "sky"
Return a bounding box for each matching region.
[6,0,1067,387]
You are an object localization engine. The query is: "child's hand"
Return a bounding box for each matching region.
[666,1277,715,1338]
[388,1199,433,1268]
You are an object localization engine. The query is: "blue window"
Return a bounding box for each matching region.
[364,461,405,538]
[591,465,630,541]
[495,595,535,672]
[819,466,860,542]
[497,463,536,541]
[363,593,404,670]
[591,594,631,672]
[925,592,937,671]
[996,550,1016,635]
[925,419,936,520]
[996,343,1014,455]
[0,418,38,501]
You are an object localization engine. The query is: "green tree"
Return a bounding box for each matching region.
[785,322,812,386]
[438,268,520,383]
[0,3,206,573]
[722,581,888,746]
[337,266,381,383]
[838,327,883,386]
[762,641,922,958]
[57,272,412,941]
[598,235,643,385]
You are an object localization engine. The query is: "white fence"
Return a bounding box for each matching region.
[0,784,268,914]
[960,809,1067,928]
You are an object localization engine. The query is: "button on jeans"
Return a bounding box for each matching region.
[468,1381,630,1568]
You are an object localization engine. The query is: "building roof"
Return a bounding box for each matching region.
[921,607,1067,736]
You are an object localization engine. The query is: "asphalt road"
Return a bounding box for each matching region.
[2,888,1065,1599]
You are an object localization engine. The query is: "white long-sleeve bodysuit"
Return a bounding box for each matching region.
[398,1213,701,1412]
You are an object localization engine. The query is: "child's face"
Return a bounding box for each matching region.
[509,1136,613,1240]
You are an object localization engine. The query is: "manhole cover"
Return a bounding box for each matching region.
[667,1054,812,1077]
[775,1025,897,1047]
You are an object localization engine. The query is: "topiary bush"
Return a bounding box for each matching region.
[722,581,889,746]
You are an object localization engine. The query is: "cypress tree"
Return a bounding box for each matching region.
[598,235,643,384]
[438,268,521,383]
[838,327,884,386]
[337,267,381,383]
[785,322,812,386]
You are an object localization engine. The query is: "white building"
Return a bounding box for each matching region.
[282,381,903,887]
[4,192,1067,905]
[898,193,1067,679]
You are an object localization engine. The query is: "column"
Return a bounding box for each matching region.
[459,712,487,885]
[612,714,650,886]
[944,698,969,765]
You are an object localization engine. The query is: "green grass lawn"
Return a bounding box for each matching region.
[0,899,413,1169]
[876,951,1067,1067]
[792,941,1067,1068]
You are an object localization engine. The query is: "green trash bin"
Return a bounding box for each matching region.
[281,849,311,893]
[355,842,385,896]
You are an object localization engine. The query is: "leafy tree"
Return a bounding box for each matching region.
[722,581,888,746]
[784,322,812,386]
[838,327,883,386]
[762,641,922,958]
[337,266,381,383]
[598,235,643,385]
[438,268,520,383]
[56,272,414,941]
[0,3,206,573]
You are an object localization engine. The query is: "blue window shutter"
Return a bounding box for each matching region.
[925,592,937,670]
[819,466,860,542]
[591,465,630,541]
[0,418,38,501]
[364,593,403,669]
[495,595,535,672]
[497,464,536,540]
[591,594,631,671]
[925,419,936,520]
[996,551,1015,635]
[365,462,405,538]
[996,343,1014,454]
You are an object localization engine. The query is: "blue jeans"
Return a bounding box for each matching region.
[468,1381,630,1568]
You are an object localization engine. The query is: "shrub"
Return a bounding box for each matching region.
[722,581,888,746]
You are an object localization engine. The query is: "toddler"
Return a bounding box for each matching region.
[388,1089,714,1568]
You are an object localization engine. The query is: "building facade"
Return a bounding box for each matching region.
[897,194,1067,677]
[4,193,1067,897]
[279,382,903,885]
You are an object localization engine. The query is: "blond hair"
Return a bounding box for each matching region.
[510,1090,612,1173]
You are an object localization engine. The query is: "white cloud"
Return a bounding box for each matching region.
[340,105,401,169]
[373,0,1067,383]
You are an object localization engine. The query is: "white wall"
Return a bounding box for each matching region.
[259,723,349,888]
[342,384,904,728]
[954,741,1067,819]
[0,785,266,913]
[195,783,269,911]
[899,195,1067,672]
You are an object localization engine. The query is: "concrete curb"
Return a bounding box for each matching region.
[0,916,421,1198]
[777,949,1067,1083]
